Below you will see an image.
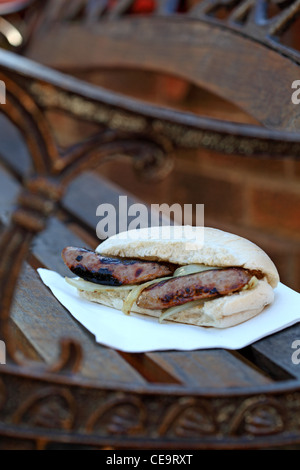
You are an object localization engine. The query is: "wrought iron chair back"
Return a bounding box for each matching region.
[0,0,300,449]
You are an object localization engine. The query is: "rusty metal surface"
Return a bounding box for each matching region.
[24,0,300,132]
[28,0,300,64]
[1,362,300,449]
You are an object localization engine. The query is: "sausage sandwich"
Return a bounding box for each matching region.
[62,226,279,328]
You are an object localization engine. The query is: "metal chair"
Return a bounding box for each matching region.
[0,0,300,450]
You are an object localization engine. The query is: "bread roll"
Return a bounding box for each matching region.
[75,226,279,328]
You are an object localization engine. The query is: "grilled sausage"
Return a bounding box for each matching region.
[137,268,252,310]
[62,247,176,286]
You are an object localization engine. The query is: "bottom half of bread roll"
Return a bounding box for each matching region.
[78,278,274,328]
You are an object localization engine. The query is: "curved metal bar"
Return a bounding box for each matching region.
[0,73,59,175]
[1,49,300,159]
[24,16,300,132]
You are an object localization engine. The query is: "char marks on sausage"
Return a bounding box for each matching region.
[137,268,252,310]
[62,247,176,286]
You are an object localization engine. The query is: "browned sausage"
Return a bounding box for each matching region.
[62,247,176,286]
[137,268,252,310]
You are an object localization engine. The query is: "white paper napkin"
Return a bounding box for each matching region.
[38,268,300,353]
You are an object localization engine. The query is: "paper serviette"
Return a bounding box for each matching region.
[38,268,300,353]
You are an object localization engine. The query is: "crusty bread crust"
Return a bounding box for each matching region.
[97,226,279,288]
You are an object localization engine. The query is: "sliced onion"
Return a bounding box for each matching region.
[242,276,258,291]
[65,277,136,292]
[159,300,204,323]
[173,264,221,277]
[122,276,172,316]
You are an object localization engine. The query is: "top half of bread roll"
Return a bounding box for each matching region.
[97,226,279,289]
